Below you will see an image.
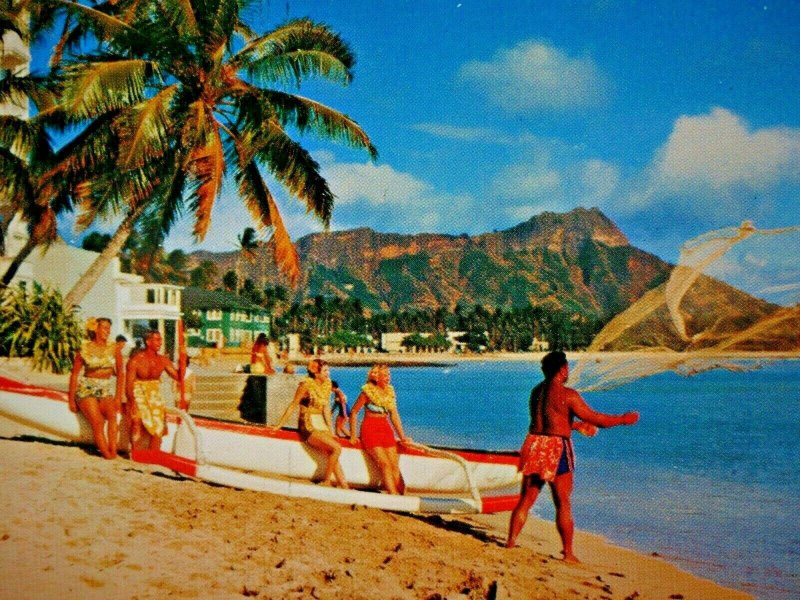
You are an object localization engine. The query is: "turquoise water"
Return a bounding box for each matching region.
[331,359,800,600]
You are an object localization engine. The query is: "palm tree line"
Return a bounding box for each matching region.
[1,0,376,306]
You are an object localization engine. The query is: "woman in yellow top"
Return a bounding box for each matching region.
[270,359,348,488]
[68,317,124,459]
[349,364,411,495]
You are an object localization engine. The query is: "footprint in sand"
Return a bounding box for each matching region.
[98,551,127,570]
[79,575,105,588]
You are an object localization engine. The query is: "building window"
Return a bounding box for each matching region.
[146,289,156,303]
[206,329,223,344]
[206,309,222,321]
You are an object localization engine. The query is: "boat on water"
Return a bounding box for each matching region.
[0,375,521,514]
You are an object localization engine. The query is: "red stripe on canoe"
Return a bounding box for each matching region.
[0,375,68,402]
[131,448,198,477]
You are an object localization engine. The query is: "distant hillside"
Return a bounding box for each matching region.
[591,275,788,351]
[190,208,672,317]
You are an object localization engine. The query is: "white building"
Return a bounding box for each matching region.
[1,217,183,356]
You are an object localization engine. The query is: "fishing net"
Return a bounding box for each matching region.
[570,221,800,392]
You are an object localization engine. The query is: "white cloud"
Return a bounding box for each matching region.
[323,161,484,234]
[410,123,507,143]
[458,40,607,112]
[579,159,621,204]
[491,153,620,221]
[653,107,800,191]
[324,162,432,206]
[758,282,800,295]
[492,163,562,201]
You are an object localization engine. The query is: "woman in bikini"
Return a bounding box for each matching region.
[270,359,348,488]
[349,364,411,495]
[68,317,124,459]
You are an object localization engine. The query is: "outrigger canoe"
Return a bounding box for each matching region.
[0,375,521,514]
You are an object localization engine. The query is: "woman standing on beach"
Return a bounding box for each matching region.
[250,333,275,374]
[349,365,411,495]
[270,359,348,488]
[68,317,123,459]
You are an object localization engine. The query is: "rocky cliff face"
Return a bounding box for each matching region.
[191,207,672,317]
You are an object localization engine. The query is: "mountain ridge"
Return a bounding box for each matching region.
[189,207,670,317]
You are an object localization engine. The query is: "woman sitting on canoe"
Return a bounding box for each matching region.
[349,364,411,495]
[270,359,348,488]
[68,317,123,459]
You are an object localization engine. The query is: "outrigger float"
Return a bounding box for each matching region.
[0,375,521,514]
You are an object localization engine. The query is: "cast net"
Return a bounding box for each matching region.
[570,221,800,392]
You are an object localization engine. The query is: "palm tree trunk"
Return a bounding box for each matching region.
[63,203,147,310]
[0,235,38,287]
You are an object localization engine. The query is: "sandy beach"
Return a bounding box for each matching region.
[0,437,750,600]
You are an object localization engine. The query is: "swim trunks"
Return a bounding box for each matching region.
[133,380,166,436]
[518,434,574,481]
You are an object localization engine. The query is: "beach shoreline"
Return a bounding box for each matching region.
[0,437,751,599]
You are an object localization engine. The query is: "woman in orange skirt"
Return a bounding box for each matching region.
[349,364,411,494]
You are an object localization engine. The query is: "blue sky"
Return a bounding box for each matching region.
[34,0,800,302]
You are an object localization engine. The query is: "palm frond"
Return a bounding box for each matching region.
[234,18,354,87]
[116,84,177,169]
[255,89,377,159]
[0,115,38,161]
[238,159,300,285]
[0,72,60,116]
[186,116,225,240]
[251,120,334,225]
[55,0,136,40]
[0,146,34,209]
[61,59,156,119]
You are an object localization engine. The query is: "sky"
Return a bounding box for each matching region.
[32,0,800,303]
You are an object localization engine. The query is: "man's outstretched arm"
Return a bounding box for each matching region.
[568,389,639,428]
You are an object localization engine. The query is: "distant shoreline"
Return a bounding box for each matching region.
[314,349,800,367]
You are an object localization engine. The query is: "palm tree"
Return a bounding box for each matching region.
[236,226,258,293]
[0,69,73,286]
[53,0,376,308]
[1,1,146,288]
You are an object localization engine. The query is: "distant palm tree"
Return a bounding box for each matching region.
[236,226,258,293]
[52,0,376,308]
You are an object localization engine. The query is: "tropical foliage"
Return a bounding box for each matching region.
[0,283,83,373]
[0,0,376,307]
[268,293,604,352]
[315,329,374,351]
[400,332,451,352]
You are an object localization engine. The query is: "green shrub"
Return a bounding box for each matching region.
[0,284,84,373]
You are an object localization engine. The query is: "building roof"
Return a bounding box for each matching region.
[182,287,268,313]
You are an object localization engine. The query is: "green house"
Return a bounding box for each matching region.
[182,287,271,348]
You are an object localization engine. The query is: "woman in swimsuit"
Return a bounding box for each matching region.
[270,359,348,488]
[68,317,124,459]
[349,364,411,495]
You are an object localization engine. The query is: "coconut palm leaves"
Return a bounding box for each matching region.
[45,0,375,306]
[0,72,72,285]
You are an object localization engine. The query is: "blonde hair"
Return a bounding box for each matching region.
[367,364,390,384]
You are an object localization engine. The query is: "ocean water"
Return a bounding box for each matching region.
[330,359,800,600]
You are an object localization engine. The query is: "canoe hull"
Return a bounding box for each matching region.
[0,376,521,513]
